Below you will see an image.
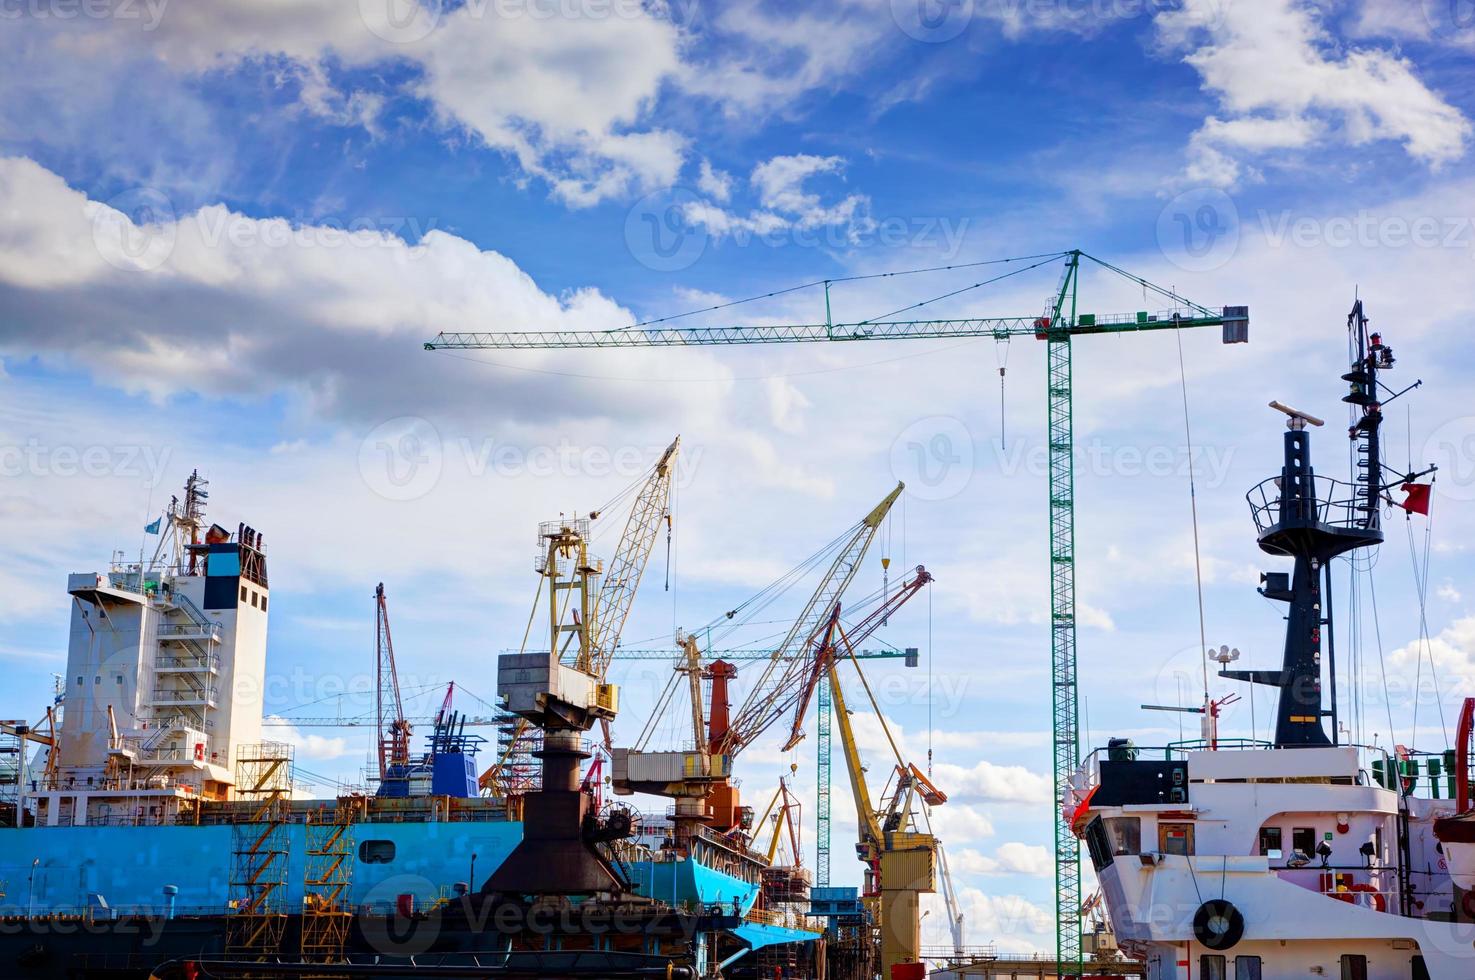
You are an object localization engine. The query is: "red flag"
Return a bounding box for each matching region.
[1399,482,1431,516]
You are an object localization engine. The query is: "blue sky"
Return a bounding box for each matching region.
[2,0,1474,954]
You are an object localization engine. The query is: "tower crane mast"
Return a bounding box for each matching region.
[425,249,1248,972]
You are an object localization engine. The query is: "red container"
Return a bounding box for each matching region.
[395,893,415,918]
[891,964,926,980]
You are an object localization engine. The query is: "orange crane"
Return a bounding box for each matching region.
[613,484,913,843]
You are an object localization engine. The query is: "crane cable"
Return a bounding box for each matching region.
[1174,331,1211,704]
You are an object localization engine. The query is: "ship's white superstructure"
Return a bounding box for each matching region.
[1069,303,1472,979]
[27,471,270,826]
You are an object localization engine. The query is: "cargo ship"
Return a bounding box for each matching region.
[0,461,821,977]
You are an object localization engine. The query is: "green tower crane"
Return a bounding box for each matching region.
[426,249,1247,974]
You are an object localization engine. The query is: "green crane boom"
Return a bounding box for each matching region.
[425,249,1248,975]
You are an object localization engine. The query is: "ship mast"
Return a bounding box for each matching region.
[1224,303,1393,747]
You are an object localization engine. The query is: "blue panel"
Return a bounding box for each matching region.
[733,921,821,949]
[206,551,241,576]
[431,753,478,798]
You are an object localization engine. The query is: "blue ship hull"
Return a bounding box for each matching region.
[0,821,523,916]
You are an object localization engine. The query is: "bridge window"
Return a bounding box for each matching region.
[1105,816,1141,856]
[1235,956,1262,980]
[1258,827,1282,859]
[1341,954,1368,980]
[1199,954,1226,980]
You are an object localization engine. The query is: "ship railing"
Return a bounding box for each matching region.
[150,687,219,705]
[157,622,224,642]
[1076,741,1457,803]
[1246,475,1375,535]
[921,944,1000,964]
[1286,864,1401,912]
[154,651,222,672]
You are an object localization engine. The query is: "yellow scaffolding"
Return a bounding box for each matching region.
[227,742,294,959]
[301,798,356,962]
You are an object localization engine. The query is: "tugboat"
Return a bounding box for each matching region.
[1066,301,1471,978]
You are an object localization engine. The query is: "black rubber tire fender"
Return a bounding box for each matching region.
[1193,898,1245,950]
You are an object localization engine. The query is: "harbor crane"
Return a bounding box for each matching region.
[424,248,1248,971]
[479,438,678,800]
[487,437,678,895]
[373,583,412,783]
[612,483,902,842]
[823,607,949,979]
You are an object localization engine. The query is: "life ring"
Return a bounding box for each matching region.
[1348,883,1387,913]
[1193,899,1245,951]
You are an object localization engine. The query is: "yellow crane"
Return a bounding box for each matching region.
[825,612,946,979]
[479,437,679,798]
[611,483,903,838]
[485,437,679,895]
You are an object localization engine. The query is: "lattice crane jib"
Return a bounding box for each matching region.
[583,436,680,679]
[718,482,902,757]
[425,250,1247,972]
[375,583,411,782]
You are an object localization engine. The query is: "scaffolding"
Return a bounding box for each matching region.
[227,742,294,959]
[301,799,356,962]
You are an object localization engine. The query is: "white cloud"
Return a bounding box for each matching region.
[1157,0,1471,187]
[1390,616,1475,697]
[951,841,1053,877]
[6,1,687,206]
[265,716,350,762]
[680,153,872,243]
[751,154,866,229]
[697,159,733,202]
[765,377,812,434]
[0,156,723,424]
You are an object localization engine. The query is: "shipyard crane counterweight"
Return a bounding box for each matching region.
[426,249,1248,972]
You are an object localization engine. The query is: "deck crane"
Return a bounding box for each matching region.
[374,583,412,783]
[477,644,915,797]
[784,565,933,887]
[485,437,679,895]
[612,483,902,839]
[824,612,948,980]
[479,437,680,799]
[424,248,1249,972]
